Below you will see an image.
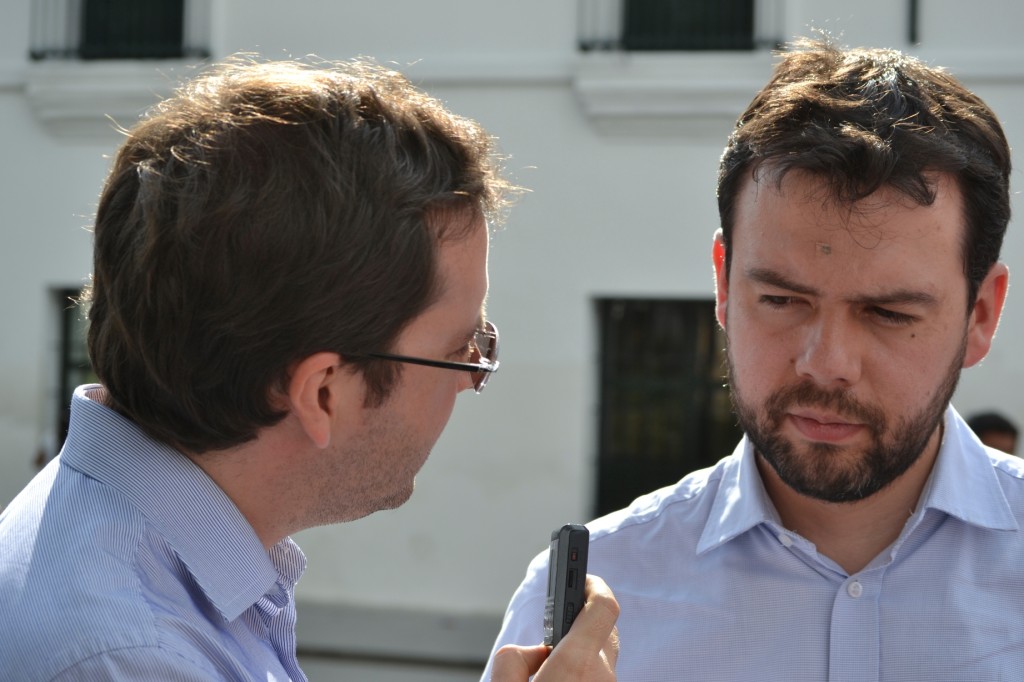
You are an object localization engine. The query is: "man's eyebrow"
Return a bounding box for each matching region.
[746,266,939,307]
[745,267,818,296]
[850,290,939,307]
[456,313,487,346]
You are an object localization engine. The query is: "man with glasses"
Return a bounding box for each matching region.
[0,58,618,681]
[484,37,1024,680]
[347,319,500,393]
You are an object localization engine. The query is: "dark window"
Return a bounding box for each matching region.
[81,0,185,59]
[623,0,755,51]
[578,0,767,52]
[30,0,209,61]
[595,298,741,516]
[56,289,95,450]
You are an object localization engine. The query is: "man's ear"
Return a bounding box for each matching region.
[286,352,350,449]
[963,262,1010,368]
[713,230,729,330]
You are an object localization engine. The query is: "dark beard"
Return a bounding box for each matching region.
[728,338,965,503]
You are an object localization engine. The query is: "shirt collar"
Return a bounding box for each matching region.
[61,385,307,621]
[697,437,777,554]
[918,406,1018,531]
[696,404,1018,555]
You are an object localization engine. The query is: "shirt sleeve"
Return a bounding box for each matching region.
[50,646,223,682]
[480,549,550,682]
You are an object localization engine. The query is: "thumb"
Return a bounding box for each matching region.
[489,644,551,681]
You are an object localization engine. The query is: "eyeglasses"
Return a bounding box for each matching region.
[348,320,500,393]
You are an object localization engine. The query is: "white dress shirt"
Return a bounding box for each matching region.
[0,385,308,681]
[483,406,1024,681]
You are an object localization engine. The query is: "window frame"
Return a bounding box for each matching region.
[594,297,741,516]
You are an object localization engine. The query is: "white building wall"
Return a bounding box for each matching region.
[2,0,1024,674]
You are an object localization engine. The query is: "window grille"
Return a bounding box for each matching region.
[56,289,95,451]
[578,0,782,52]
[623,0,755,50]
[30,0,210,61]
[595,298,740,515]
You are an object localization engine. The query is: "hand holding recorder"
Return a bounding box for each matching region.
[489,575,619,681]
[489,525,619,681]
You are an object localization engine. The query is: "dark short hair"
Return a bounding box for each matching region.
[717,38,1011,309]
[84,57,513,453]
[966,411,1019,437]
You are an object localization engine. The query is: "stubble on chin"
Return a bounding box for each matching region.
[727,347,960,503]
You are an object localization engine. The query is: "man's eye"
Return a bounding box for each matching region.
[760,295,796,308]
[871,307,916,326]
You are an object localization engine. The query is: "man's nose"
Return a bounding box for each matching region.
[793,311,862,388]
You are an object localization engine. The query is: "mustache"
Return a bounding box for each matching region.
[762,381,886,432]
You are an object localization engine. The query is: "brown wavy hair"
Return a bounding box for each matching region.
[84,57,513,453]
[717,38,1011,309]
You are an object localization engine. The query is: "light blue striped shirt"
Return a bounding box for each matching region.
[0,385,308,681]
[484,406,1024,681]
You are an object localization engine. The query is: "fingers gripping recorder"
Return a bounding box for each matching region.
[543,524,589,648]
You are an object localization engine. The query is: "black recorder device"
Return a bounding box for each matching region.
[543,523,589,647]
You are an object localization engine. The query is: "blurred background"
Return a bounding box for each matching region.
[2,1,1023,679]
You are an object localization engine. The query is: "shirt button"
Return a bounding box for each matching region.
[778,533,794,547]
[847,580,863,598]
